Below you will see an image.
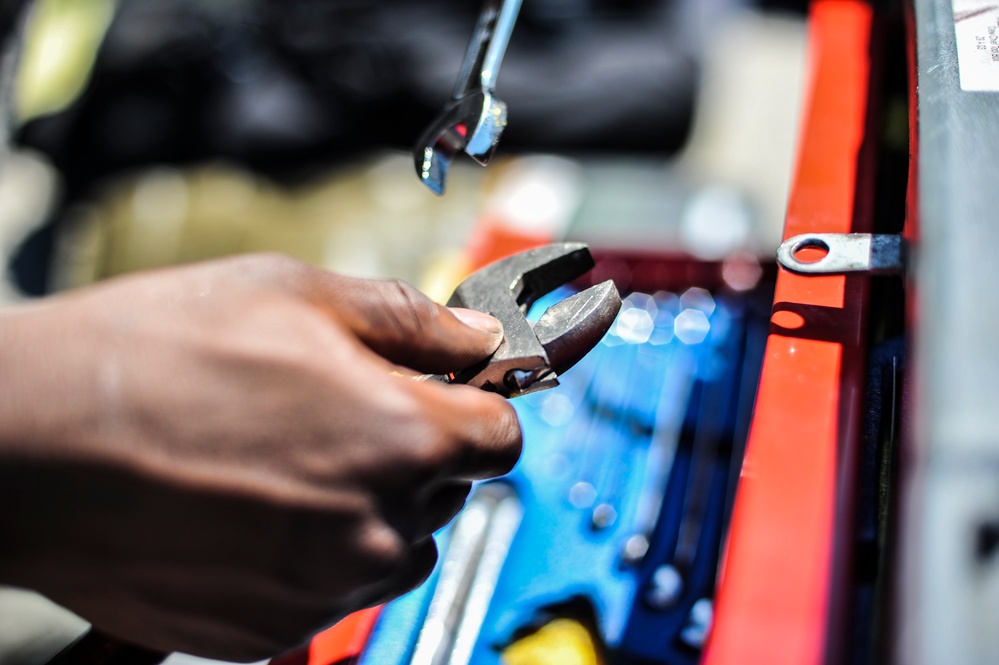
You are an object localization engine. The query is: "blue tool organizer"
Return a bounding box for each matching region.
[359,283,769,665]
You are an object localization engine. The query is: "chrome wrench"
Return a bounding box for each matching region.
[414,0,523,195]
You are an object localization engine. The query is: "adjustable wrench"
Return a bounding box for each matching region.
[439,243,622,398]
[414,0,523,195]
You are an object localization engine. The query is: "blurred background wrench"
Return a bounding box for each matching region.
[436,242,622,398]
[414,0,523,195]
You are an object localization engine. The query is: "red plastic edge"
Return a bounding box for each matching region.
[276,606,382,665]
[704,2,876,664]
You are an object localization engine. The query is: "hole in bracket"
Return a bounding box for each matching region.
[791,237,830,264]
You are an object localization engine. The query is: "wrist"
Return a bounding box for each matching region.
[0,303,85,457]
[0,302,104,587]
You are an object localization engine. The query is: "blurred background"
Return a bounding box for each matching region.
[0,0,807,302]
[0,0,809,663]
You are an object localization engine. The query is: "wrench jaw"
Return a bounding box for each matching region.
[414,106,465,196]
[453,243,595,312]
[414,0,521,193]
[464,92,507,165]
[448,278,553,397]
[533,280,621,376]
[414,91,508,196]
[445,244,622,398]
[453,279,621,398]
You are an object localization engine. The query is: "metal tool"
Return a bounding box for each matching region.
[776,233,906,275]
[619,347,695,567]
[413,0,523,195]
[439,242,622,398]
[408,483,522,665]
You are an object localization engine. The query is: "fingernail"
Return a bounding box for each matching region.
[450,308,503,337]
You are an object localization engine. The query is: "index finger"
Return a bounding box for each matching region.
[300,272,505,374]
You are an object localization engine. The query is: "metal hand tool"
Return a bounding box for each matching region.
[413,0,523,195]
[408,483,522,665]
[439,242,622,398]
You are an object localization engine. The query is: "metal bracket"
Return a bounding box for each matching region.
[776,233,906,276]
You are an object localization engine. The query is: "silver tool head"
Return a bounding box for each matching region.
[414,91,508,196]
[446,242,622,397]
[414,0,523,195]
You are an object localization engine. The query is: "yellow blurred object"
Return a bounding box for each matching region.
[420,248,472,302]
[17,0,116,122]
[500,619,605,665]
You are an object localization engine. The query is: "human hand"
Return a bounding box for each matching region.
[0,254,522,662]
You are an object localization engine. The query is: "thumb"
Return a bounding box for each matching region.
[317,276,504,374]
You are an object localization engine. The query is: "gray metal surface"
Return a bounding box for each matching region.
[775,233,905,275]
[406,484,522,665]
[899,1,999,663]
[444,242,620,398]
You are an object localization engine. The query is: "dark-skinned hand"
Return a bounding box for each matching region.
[0,253,522,662]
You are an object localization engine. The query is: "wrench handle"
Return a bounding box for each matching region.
[452,0,523,98]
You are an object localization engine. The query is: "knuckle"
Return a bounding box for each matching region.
[359,539,440,608]
[399,406,457,471]
[380,279,438,336]
[405,445,454,487]
[242,252,303,275]
[398,539,440,594]
[355,523,409,583]
[214,252,310,294]
[386,278,428,310]
[420,436,466,480]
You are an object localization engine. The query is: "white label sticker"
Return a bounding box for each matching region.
[954,1,999,91]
